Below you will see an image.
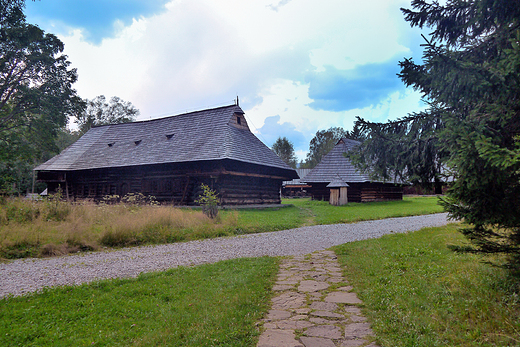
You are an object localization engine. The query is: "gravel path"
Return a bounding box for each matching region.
[0,213,450,298]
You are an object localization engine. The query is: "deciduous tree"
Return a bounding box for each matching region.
[75,95,139,134]
[0,0,83,194]
[302,126,364,168]
[272,136,297,169]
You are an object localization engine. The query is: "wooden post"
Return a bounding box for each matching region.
[339,186,348,205]
[329,188,339,206]
[180,176,190,205]
[64,173,70,201]
[32,167,35,194]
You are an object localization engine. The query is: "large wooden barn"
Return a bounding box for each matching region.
[303,138,403,203]
[35,104,298,205]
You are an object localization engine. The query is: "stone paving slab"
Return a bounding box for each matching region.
[306,325,342,339]
[311,311,345,319]
[257,250,380,347]
[266,310,292,321]
[257,329,303,347]
[298,280,330,292]
[310,302,339,311]
[325,291,363,304]
[300,336,336,347]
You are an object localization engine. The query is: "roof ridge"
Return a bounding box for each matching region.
[91,104,241,129]
[340,138,361,144]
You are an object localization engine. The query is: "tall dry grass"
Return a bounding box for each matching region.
[0,197,238,259]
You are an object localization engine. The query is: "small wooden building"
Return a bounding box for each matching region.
[303,138,403,203]
[282,168,312,197]
[35,104,298,205]
[327,177,349,206]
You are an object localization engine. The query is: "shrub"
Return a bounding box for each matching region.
[195,184,219,219]
[100,230,140,247]
[40,243,66,257]
[0,240,40,259]
[121,193,158,206]
[1,198,40,224]
[44,188,71,221]
[101,194,120,205]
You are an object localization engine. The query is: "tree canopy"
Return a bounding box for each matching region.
[75,95,139,134]
[351,0,520,270]
[272,136,297,169]
[349,110,448,192]
[0,0,83,194]
[302,126,364,169]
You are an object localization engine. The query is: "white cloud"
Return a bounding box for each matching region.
[247,79,425,160]
[53,0,426,158]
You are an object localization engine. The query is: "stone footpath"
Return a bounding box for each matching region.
[257,250,379,347]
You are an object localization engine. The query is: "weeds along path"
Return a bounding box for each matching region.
[0,213,450,298]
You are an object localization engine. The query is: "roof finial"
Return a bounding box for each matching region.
[236,95,239,106]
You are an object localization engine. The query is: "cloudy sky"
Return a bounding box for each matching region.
[26,0,427,161]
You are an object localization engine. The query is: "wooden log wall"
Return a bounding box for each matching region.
[67,168,201,205]
[215,175,281,205]
[39,160,287,206]
[359,185,403,202]
[309,182,403,203]
[308,183,331,202]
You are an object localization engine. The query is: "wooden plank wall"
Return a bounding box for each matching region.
[43,163,284,206]
[329,189,340,206]
[329,187,348,206]
[339,187,348,205]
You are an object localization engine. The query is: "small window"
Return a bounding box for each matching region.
[166,134,174,140]
[237,116,241,125]
[134,140,142,145]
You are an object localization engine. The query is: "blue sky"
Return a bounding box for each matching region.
[25,0,427,160]
[26,0,168,44]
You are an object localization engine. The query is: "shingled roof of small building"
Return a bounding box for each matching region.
[35,104,296,175]
[302,138,372,183]
[326,175,349,188]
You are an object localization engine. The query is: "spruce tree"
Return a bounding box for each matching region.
[352,0,520,270]
[349,112,447,193]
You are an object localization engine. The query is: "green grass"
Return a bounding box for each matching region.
[333,224,520,347]
[0,256,278,347]
[225,195,443,234]
[3,199,519,346]
[1,195,443,260]
[227,204,307,233]
[286,196,444,225]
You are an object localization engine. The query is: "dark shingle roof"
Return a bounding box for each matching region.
[326,176,349,188]
[36,104,296,176]
[303,138,371,183]
[283,168,312,186]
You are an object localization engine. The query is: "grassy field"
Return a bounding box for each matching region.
[2,223,519,346]
[0,195,444,260]
[334,224,520,347]
[285,195,443,225]
[0,257,278,347]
